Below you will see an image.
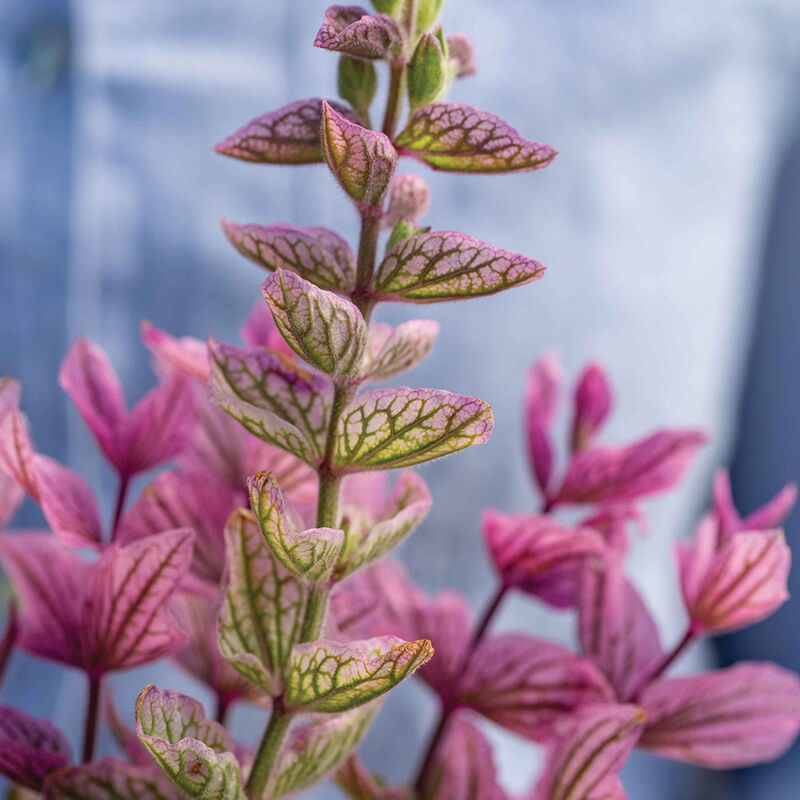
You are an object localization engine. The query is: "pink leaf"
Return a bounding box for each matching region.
[0,533,90,667]
[214,98,361,165]
[119,468,238,586]
[361,319,439,382]
[578,556,664,701]
[314,5,404,60]
[571,363,613,451]
[86,529,194,673]
[335,386,493,471]
[0,473,23,529]
[33,455,103,547]
[43,757,184,800]
[374,230,545,303]
[0,705,70,792]
[678,527,790,634]
[483,510,605,608]
[458,634,614,741]
[382,173,431,229]
[531,705,645,800]
[58,337,126,464]
[446,33,476,78]
[395,102,557,173]
[556,429,708,505]
[422,715,507,800]
[140,320,209,381]
[743,483,797,531]
[221,221,356,292]
[0,377,21,420]
[117,376,195,477]
[321,100,397,209]
[0,407,39,498]
[240,302,295,356]
[525,354,561,496]
[262,270,368,377]
[639,662,800,768]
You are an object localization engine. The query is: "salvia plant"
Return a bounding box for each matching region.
[0,2,798,799]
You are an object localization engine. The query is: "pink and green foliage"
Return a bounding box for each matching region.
[0,2,798,800]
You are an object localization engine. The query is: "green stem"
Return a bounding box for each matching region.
[381,63,405,140]
[353,212,382,318]
[245,697,293,798]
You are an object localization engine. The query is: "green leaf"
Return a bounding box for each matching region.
[375,230,545,303]
[416,0,443,33]
[135,686,244,800]
[273,704,382,797]
[338,56,378,122]
[321,101,397,209]
[209,337,333,459]
[285,636,433,712]
[218,509,307,694]
[334,387,493,471]
[337,472,432,578]
[395,102,557,174]
[249,471,344,582]
[221,221,356,292]
[407,33,449,113]
[262,270,368,379]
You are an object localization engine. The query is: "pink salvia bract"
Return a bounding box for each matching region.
[530,704,645,800]
[570,362,613,451]
[555,429,708,505]
[446,33,477,78]
[314,6,405,61]
[483,509,606,607]
[524,354,561,497]
[0,406,39,499]
[0,705,70,792]
[140,320,210,381]
[0,529,193,675]
[59,337,195,479]
[639,662,800,768]
[240,300,299,356]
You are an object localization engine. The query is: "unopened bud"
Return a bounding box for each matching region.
[407,31,449,113]
[338,56,377,122]
[416,0,443,34]
[383,174,431,229]
[387,219,430,250]
[446,32,476,78]
[371,0,403,15]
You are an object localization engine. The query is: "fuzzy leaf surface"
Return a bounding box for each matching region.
[286,636,433,712]
[361,321,439,382]
[335,387,492,471]
[221,222,355,292]
[214,98,360,164]
[136,686,243,800]
[218,510,306,694]
[374,231,544,303]
[274,703,381,797]
[209,338,333,459]
[395,102,556,173]
[314,6,403,60]
[262,270,367,378]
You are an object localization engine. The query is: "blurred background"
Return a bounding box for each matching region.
[1,0,799,797]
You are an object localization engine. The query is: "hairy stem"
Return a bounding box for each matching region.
[0,598,18,689]
[382,63,405,140]
[413,583,509,793]
[82,673,102,763]
[246,696,293,798]
[110,474,130,541]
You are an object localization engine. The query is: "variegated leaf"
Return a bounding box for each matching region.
[337,472,432,578]
[374,231,545,303]
[135,686,244,800]
[218,510,307,694]
[209,338,333,458]
[335,387,493,471]
[273,703,381,797]
[321,100,397,209]
[314,6,404,60]
[214,98,360,165]
[361,320,439,382]
[286,636,433,712]
[395,103,557,173]
[221,222,355,292]
[262,271,367,378]
[249,472,343,582]
[43,758,187,800]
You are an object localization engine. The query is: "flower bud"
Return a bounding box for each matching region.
[337,55,377,122]
[382,173,431,229]
[371,0,403,15]
[446,32,476,78]
[407,31,449,113]
[386,219,430,250]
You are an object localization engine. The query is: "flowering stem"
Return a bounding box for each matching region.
[630,624,698,702]
[245,696,293,798]
[82,673,102,762]
[110,474,131,541]
[0,598,18,689]
[413,582,509,794]
[382,63,405,140]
